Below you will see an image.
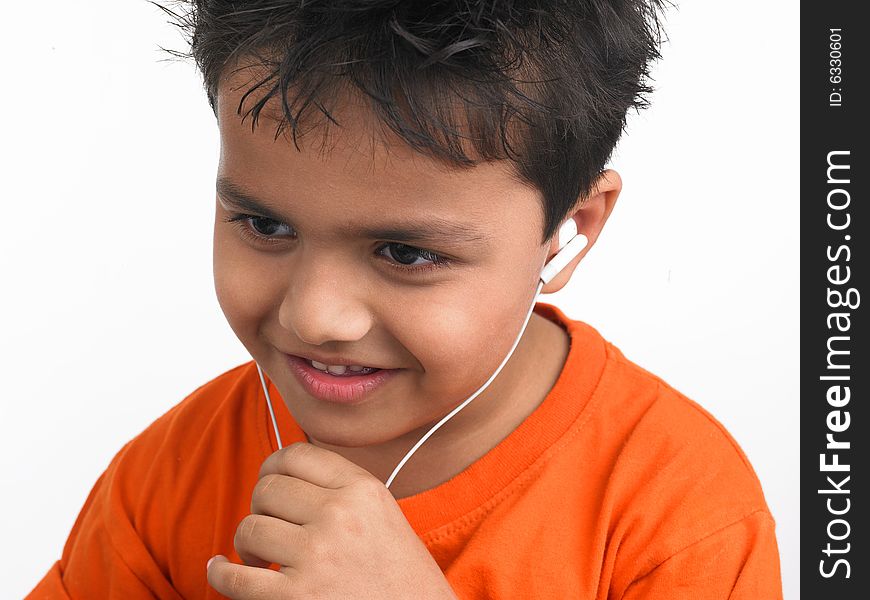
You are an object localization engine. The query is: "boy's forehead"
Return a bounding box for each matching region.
[213,67,546,241]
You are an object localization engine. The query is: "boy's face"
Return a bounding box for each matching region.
[213,77,557,455]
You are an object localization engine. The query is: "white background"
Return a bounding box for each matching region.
[0,1,799,598]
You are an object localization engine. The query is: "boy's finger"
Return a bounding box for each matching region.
[234,514,307,568]
[251,473,322,524]
[259,441,374,488]
[206,555,289,600]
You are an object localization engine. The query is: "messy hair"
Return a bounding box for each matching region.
[155,0,667,244]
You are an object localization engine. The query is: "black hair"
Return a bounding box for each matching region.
[154,0,667,244]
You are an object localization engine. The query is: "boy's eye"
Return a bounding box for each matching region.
[222,213,296,242]
[377,243,442,267]
[248,215,294,237]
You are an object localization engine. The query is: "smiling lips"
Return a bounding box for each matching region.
[308,359,380,376]
[285,354,398,404]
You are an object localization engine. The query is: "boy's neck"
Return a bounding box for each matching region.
[307,312,571,500]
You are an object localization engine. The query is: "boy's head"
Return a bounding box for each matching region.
[164,0,665,244]
[161,1,664,468]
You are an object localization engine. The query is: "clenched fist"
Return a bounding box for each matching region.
[206,442,458,600]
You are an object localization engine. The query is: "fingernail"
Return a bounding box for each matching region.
[207,556,216,570]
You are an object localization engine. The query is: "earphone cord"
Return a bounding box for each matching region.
[255,277,545,490]
[257,363,283,450]
[384,278,544,488]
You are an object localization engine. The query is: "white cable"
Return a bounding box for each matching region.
[384,277,545,489]
[384,234,586,486]
[257,363,284,449]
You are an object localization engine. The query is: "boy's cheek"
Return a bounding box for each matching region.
[395,297,516,390]
[213,242,280,345]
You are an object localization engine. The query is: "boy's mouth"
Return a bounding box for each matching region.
[306,359,380,377]
[284,353,398,405]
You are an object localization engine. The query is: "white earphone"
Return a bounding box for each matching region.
[255,220,588,490]
[540,219,587,285]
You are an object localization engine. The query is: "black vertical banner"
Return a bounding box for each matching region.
[802,2,868,598]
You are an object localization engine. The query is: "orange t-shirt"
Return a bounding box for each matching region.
[28,303,783,599]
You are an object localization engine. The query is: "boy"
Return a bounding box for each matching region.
[29,1,783,598]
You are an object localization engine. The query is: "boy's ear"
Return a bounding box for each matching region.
[540,169,622,294]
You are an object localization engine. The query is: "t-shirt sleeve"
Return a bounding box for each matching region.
[26,364,259,599]
[621,509,782,599]
[598,366,785,599]
[25,441,185,600]
[25,562,71,599]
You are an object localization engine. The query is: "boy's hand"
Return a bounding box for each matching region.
[206,442,458,600]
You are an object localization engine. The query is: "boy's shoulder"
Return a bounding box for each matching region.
[535,305,779,591]
[109,360,273,494]
[133,360,262,441]
[546,306,776,577]
[604,336,764,495]
[548,301,764,490]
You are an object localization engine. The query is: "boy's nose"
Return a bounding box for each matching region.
[277,260,374,346]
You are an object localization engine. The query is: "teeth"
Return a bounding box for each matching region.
[308,359,372,375]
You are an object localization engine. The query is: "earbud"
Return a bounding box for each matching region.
[539,220,588,285]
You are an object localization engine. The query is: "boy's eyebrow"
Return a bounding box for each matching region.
[216,178,287,222]
[216,177,491,246]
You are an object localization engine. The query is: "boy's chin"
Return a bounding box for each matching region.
[300,420,412,450]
